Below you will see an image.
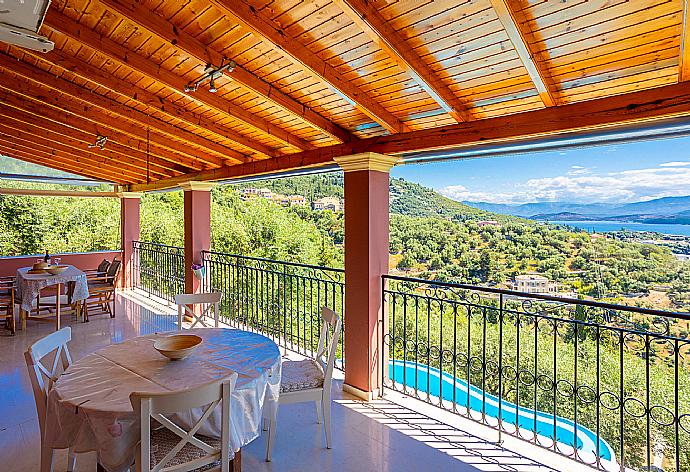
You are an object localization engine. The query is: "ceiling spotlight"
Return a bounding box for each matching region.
[182,60,236,94]
[88,135,108,150]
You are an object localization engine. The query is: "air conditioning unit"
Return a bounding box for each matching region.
[0,0,54,53]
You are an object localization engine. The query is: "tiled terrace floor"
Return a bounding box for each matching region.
[0,290,590,472]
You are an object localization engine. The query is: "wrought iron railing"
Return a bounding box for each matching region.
[202,251,345,369]
[382,274,690,472]
[132,241,185,302]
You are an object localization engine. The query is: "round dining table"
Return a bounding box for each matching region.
[45,328,282,472]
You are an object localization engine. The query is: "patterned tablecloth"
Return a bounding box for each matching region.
[16,265,89,312]
[45,328,282,472]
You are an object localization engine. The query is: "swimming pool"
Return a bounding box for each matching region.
[388,360,616,462]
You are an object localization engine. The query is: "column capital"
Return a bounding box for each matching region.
[333,152,400,173]
[117,191,143,199]
[179,181,216,192]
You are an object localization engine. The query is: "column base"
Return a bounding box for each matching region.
[343,383,380,402]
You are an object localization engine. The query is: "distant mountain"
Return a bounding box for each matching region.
[463,195,690,222]
[463,201,617,217]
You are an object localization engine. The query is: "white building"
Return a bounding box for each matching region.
[312,196,342,212]
[513,274,557,294]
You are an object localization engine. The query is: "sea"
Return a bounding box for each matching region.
[548,220,690,237]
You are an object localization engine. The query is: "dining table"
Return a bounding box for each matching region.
[45,328,282,472]
[16,265,89,330]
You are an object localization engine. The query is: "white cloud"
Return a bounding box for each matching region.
[659,161,690,167]
[440,166,690,204]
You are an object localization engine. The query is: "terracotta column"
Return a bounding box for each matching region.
[181,182,214,294]
[119,192,141,289]
[334,153,399,400]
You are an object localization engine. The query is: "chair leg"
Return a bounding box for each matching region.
[40,445,54,472]
[67,447,77,472]
[323,393,332,449]
[315,399,323,424]
[83,301,89,322]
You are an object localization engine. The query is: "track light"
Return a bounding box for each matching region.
[183,60,235,94]
[88,135,108,150]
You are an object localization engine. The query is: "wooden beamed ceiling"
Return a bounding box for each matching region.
[0,0,686,188]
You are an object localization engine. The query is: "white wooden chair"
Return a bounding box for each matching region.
[174,292,222,330]
[130,373,238,472]
[24,327,77,472]
[264,306,342,461]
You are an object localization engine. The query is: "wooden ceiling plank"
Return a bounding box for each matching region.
[0,99,182,177]
[127,81,690,192]
[0,120,156,181]
[330,0,472,123]
[489,0,558,107]
[209,0,410,133]
[0,79,203,173]
[681,0,690,81]
[43,10,314,152]
[97,0,353,143]
[0,53,245,167]
[0,137,133,184]
[25,48,279,159]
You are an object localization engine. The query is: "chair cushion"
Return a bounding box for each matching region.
[97,259,111,273]
[280,359,325,393]
[150,427,221,471]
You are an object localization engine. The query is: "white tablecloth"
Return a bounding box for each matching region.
[16,265,89,312]
[45,328,282,472]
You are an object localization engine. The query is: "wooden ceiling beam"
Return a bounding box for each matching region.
[0,188,120,198]
[209,0,410,134]
[0,104,181,178]
[331,0,472,123]
[44,10,314,152]
[97,0,353,144]
[0,53,246,167]
[681,0,690,81]
[24,48,279,160]
[0,139,134,184]
[0,121,159,181]
[489,0,558,107]
[0,83,201,173]
[128,82,690,192]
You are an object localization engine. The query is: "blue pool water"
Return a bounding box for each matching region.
[388,360,615,462]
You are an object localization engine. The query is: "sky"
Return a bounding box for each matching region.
[391,136,690,205]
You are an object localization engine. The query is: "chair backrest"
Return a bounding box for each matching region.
[315,307,342,386]
[174,292,222,330]
[107,258,122,280]
[97,259,111,274]
[24,327,73,436]
[130,373,237,472]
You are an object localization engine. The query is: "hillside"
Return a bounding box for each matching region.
[390,178,518,222]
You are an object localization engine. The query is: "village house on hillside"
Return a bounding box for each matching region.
[513,274,558,294]
[312,196,342,212]
[240,187,307,207]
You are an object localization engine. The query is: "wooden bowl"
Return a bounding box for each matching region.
[33,261,50,270]
[153,334,202,360]
[46,265,69,275]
